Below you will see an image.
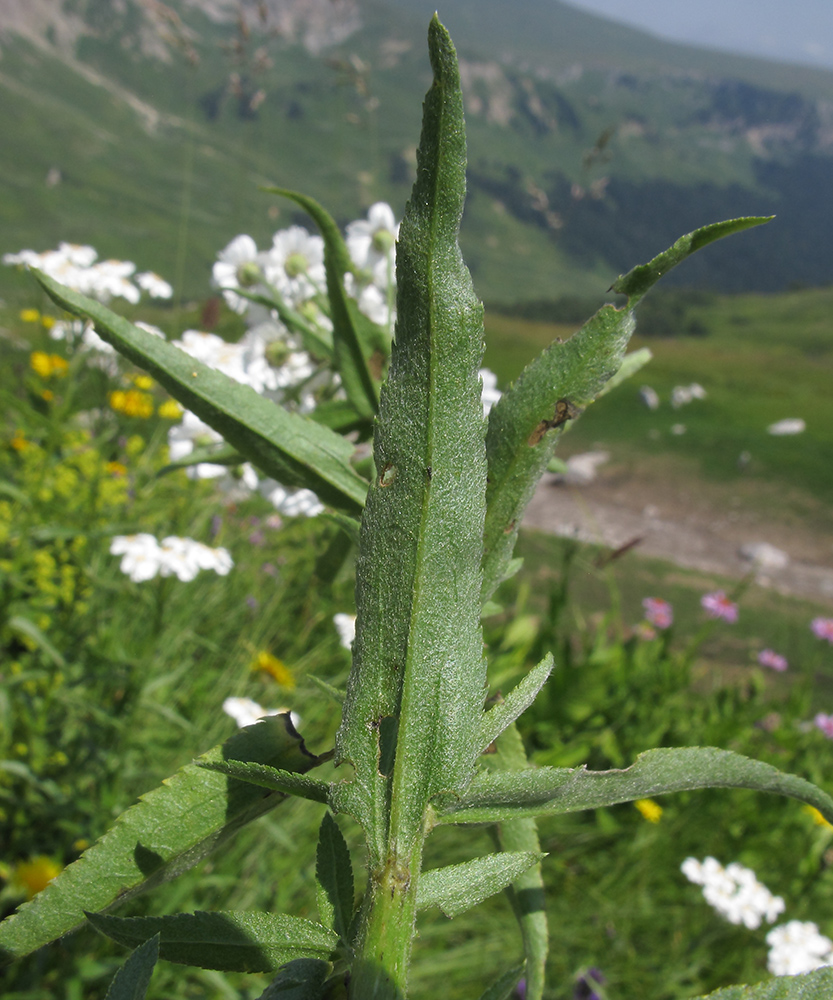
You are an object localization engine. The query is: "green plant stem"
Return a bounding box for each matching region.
[350,841,424,1000]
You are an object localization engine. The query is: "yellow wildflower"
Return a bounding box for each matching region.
[73,839,90,852]
[19,308,40,323]
[13,856,62,898]
[30,352,69,378]
[109,389,154,419]
[11,430,29,451]
[41,389,54,402]
[634,798,663,823]
[251,651,296,689]
[133,374,154,390]
[41,315,55,329]
[106,461,128,477]
[157,399,183,420]
[803,805,833,829]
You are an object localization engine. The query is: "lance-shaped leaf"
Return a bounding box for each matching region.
[435,746,833,825]
[196,759,331,803]
[264,188,381,419]
[0,715,325,964]
[476,966,525,1000]
[416,852,543,918]
[34,272,369,515]
[257,958,332,1000]
[484,725,548,1000]
[482,216,771,602]
[612,216,771,306]
[333,18,487,864]
[692,969,833,1000]
[104,933,159,1000]
[315,813,355,942]
[87,910,338,974]
[478,655,553,754]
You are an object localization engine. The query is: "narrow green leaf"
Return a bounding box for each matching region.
[482,216,770,603]
[265,188,380,419]
[306,675,346,706]
[333,17,487,864]
[7,615,66,667]
[482,304,634,602]
[596,347,652,397]
[0,715,326,964]
[436,746,833,824]
[196,760,331,803]
[257,958,331,1000]
[315,813,355,942]
[612,216,772,305]
[104,934,160,1000]
[310,399,370,436]
[33,271,369,515]
[417,852,544,918]
[479,655,553,754]
[321,512,361,548]
[692,969,833,999]
[87,910,338,974]
[484,725,548,1000]
[476,965,525,1000]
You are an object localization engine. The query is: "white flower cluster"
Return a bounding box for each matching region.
[333,612,357,649]
[766,921,833,976]
[682,857,833,977]
[3,242,172,303]
[681,857,785,929]
[109,534,232,583]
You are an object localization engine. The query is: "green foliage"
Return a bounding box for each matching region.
[3,14,831,1000]
[104,934,159,1000]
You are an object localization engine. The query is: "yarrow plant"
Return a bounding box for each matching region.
[682,857,833,977]
[2,17,833,1000]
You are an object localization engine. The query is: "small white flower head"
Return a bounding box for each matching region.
[767,921,833,976]
[262,226,325,308]
[135,271,173,299]
[333,613,357,650]
[222,697,301,731]
[682,857,784,930]
[480,368,502,416]
[110,534,232,582]
[213,234,262,313]
[167,409,226,479]
[266,484,324,518]
[110,534,164,583]
[767,418,806,436]
[345,202,399,273]
[639,385,660,410]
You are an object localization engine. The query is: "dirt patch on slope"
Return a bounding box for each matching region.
[522,453,833,607]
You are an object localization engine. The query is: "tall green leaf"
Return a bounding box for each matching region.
[333,15,487,866]
[478,655,553,754]
[34,272,369,514]
[87,910,337,974]
[435,746,833,824]
[104,934,160,1000]
[257,958,332,1000]
[475,966,525,1000]
[0,715,325,964]
[315,813,355,943]
[481,216,771,601]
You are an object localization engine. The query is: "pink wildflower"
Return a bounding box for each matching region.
[643,597,673,630]
[758,649,788,672]
[811,618,833,644]
[701,591,738,623]
[814,713,833,739]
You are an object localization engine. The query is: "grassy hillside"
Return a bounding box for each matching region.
[484,285,833,518]
[2,0,833,306]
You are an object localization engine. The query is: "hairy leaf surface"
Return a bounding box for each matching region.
[436,746,833,824]
[0,716,325,964]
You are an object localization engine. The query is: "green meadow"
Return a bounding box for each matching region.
[3,278,833,999]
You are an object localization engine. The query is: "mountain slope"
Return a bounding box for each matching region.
[1,0,832,306]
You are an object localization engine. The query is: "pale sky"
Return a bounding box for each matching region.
[563,0,833,70]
